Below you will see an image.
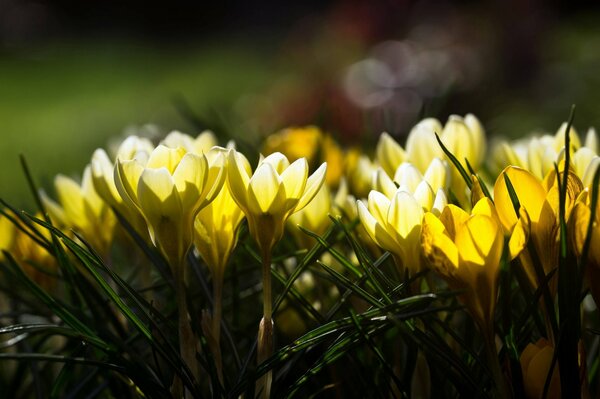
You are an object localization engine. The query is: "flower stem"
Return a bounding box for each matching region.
[212,274,224,383]
[484,328,510,399]
[174,257,199,394]
[257,251,273,398]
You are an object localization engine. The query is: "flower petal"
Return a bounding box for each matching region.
[295,162,327,212]
[280,158,308,201]
[248,162,282,214]
[146,145,187,173]
[493,166,546,232]
[357,200,397,252]
[227,150,251,211]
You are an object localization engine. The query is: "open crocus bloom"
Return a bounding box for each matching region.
[421,198,504,332]
[494,165,583,292]
[227,150,327,256]
[357,188,425,273]
[115,144,226,266]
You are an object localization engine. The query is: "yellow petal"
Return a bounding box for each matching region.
[405,118,444,173]
[173,153,207,211]
[432,189,448,216]
[572,147,596,178]
[373,167,397,199]
[423,158,448,193]
[91,149,121,207]
[569,201,591,259]
[193,131,218,154]
[393,163,423,193]
[388,190,423,240]
[493,166,546,232]
[441,116,475,169]
[198,150,227,210]
[582,157,600,188]
[413,181,434,211]
[261,152,290,174]
[376,132,405,177]
[471,197,498,220]
[115,159,145,212]
[439,204,469,241]
[470,175,485,207]
[585,127,598,153]
[421,212,459,273]
[54,174,86,224]
[227,150,251,211]
[508,207,530,259]
[279,158,308,201]
[464,114,486,167]
[295,162,327,212]
[116,135,154,162]
[161,131,195,152]
[146,145,187,174]
[357,200,398,252]
[367,190,391,226]
[455,214,501,267]
[137,168,182,243]
[554,121,580,153]
[248,163,282,214]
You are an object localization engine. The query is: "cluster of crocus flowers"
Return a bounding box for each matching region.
[8,113,600,398]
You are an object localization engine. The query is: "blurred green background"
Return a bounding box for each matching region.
[2,0,600,207]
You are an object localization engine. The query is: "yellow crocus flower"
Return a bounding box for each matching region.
[115,144,226,266]
[42,165,116,256]
[227,150,327,257]
[420,198,504,332]
[193,149,245,382]
[494,165,582,291]
[357,188,424,273]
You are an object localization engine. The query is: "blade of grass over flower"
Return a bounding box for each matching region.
[556,104,581,398]
[465,158,493,201]
[502,173,521,217]
[434,132,472,189]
